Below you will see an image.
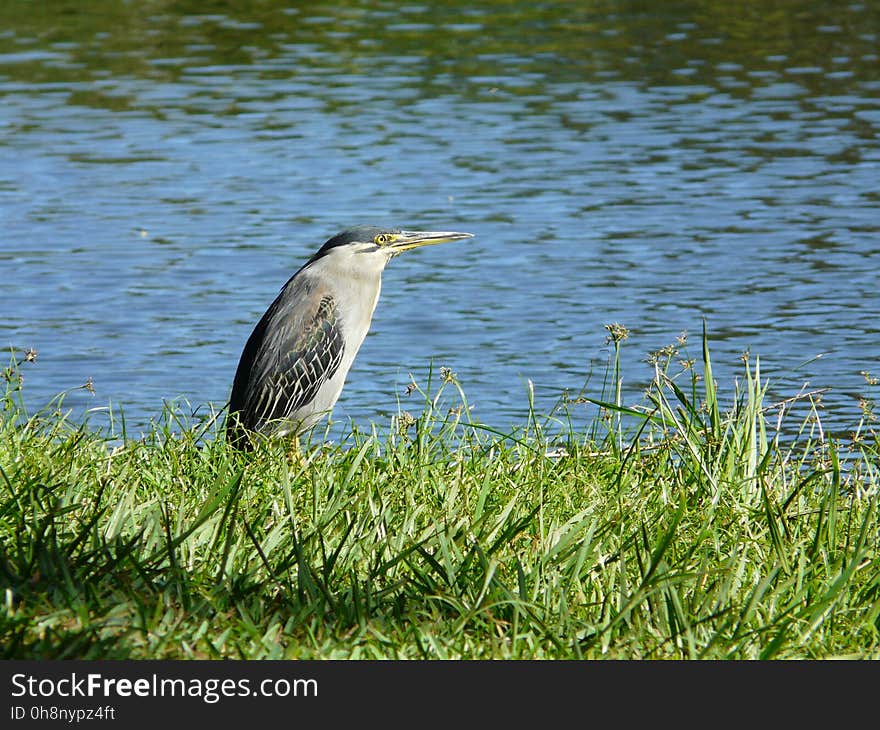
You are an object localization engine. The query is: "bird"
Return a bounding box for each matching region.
[226,225,474,449]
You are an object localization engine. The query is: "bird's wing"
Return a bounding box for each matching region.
[229,275,345,434]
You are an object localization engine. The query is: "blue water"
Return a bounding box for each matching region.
[1,2,879,439]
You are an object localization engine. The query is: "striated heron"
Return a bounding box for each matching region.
[226,225,474,449]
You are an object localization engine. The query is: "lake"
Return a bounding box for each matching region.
[1,0,878,440]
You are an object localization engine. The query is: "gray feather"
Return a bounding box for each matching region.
[228,273,344,443]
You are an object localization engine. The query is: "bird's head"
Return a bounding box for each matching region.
[313,225,474,261]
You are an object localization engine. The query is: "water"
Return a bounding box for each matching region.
[1,1,879,439]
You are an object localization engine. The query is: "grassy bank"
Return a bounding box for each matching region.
[2,329,879,659]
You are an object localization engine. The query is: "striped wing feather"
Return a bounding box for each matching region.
[228,276,344,442]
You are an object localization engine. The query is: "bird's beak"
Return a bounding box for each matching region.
[386,230,474,254]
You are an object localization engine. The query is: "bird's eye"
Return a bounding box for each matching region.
[375,234,391,245]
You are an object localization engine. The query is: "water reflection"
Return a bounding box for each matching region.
[1,0,878,438]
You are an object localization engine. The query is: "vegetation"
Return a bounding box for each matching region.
[1,328,879,659]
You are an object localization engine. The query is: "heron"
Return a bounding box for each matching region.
[226,225,474,449]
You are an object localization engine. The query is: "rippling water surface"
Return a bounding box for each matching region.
[2,1,879,437]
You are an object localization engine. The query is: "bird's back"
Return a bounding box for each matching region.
[226,269,346,448]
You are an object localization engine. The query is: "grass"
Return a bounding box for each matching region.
[1,327,879,659]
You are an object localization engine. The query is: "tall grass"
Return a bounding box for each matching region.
[1,330,878,659]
